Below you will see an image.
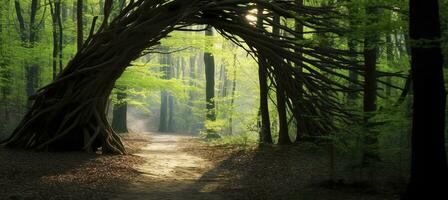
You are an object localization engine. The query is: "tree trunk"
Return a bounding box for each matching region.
[0,6,10,125]
[159,53,170,132]
[187,55,196,133]
[228,54,237,135]
[385,34,393,97]
[347,1,359,102]
[257,6,272,144]
[57,0,64,73]
[204,26,216,124]
[294,0,304,143]
[50,1,60,80]
[362,5,380,166]
[77,0,83,51]
[159,91,168,132]
[168,95,175,131]
[112,90,128,133]
[29,0,38,44]
[15,0,41,108]
[168,59,175,131]
[273,12,290,145]
[403,0,448,198]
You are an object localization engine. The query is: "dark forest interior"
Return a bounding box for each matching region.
[0,0,447,199]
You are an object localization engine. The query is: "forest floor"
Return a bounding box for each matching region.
[0,132,405,200]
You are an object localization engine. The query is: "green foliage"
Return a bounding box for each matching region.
[208,132,259,147]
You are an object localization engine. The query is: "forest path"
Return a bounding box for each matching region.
[112,132,226,200]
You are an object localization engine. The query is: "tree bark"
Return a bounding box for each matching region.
[57,0,63,73]
[385,33,393,97]
[346,0,359,102]
[168,60,175,131]
[159,53,170,132]
[50,1,61,80]
[228,54,237,135]
[294,0,304,143]
[403,0,448,198]
[362,4,380,165]
[77,0,83,51]
[204,26,216,124]
[273,12,290,145]
[15,0,40,108]
[257,6,272,144]
[14,0,26,42]
[112,90,128,133]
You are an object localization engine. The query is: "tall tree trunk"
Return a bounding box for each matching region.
[204,25,216,136]
[14,0,26,42]
[187,55,196,133]
[50,1,60,80]
[167,60,175,131]
[385,34,393,97]
[57,0,63,73]
[0,5,10,125]
[294,0,304,143]
[257,6,272,144]
[228,54,237,135]
[102,0,129,134]
[273,12,290,145]
[15,0,40,108]
[159,53,170,132]
[29,0,38,44]
[362,5,380,165]
[346,0,358,102]
[403,0,448,198]
[77,0,83,51]
[28,0,40,106]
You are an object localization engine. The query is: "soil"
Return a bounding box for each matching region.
[0,132,404,200]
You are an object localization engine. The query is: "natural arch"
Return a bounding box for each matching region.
[1,0,359,154]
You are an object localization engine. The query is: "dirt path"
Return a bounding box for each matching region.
[112,132,226,200]
[0,132,402,199]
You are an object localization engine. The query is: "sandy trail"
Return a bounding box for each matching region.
[112,132,226,200]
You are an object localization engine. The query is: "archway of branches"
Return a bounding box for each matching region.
[2,0,364,154]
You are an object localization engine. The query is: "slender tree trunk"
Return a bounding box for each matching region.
[347,40,358,101]
[386,34,393,97]
[159,91,168,132]
[187,55,196,133]
[77,0,83,51]
[29,0,38,44]
[167,61,175,131]
[228,54,237,135]
[159,53,170,132]
[273,12,290,145]
[14,0,26,42]
[57,0,63,73]
[204,26,216,125]
[403,0,448,198]
[15,0,40,108]
[347,0,359,102]
[50,1,59,80]
[294,0,304,143]
[257,6,272,144]
[168,95,175,131]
